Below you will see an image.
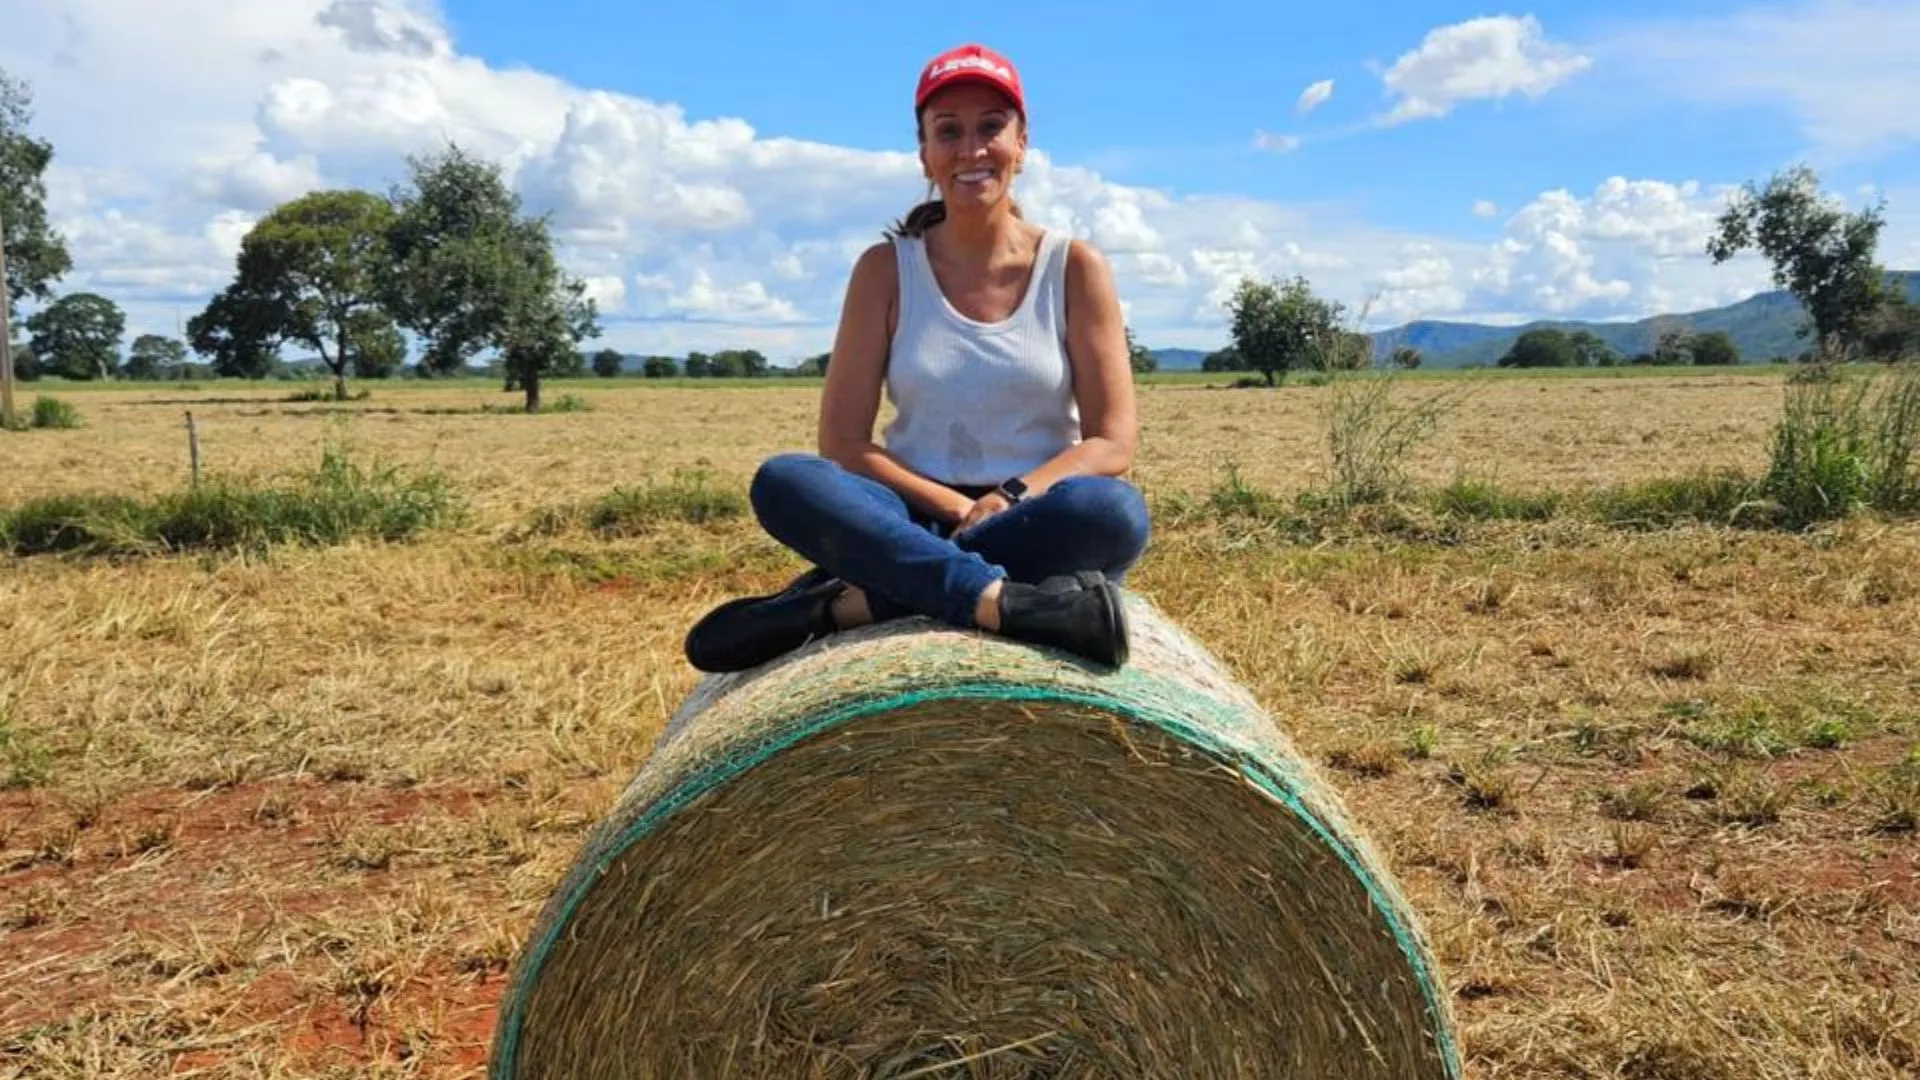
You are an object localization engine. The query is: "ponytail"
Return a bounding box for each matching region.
[885,191,946,239]
[884,186,1027,240]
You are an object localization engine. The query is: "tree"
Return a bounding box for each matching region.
[1201,345,1246,372]
[1497,328,1579,368]
[1651,323,1695,366]
[1226,275,1344,386]
[192,190,396,400]
[709,348,769,378]
[1707,165,1886,360]
[1390,345,1421,370]
[26,292,124,379]
[1328,330,1372,371]
[187,286,283,379]
[643,355,680,378]
[1125,327,1158,373]
[684,352,714,378]
[1567,330,1620,368]
[8,340,38,381]
[591,347,625,377]
[347,309,405,378]
[501,282,597,411]
[1690,330,1740,366]
[382,144,598,411]
[1861,292,1920,362]
[1,71,73,322]
[124,334,188,380]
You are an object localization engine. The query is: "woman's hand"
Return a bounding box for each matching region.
[954,491,1012,536]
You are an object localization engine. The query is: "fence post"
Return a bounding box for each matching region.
[186,411,201,485]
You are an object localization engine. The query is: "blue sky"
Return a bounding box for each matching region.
[440,0,1902,225]
[3,0,1917,358]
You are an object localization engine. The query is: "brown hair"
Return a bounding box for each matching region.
[885,107,1025,240]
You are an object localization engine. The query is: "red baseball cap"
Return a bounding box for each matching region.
[914,43,1025,115]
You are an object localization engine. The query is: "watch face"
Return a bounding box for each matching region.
[1001,479,1028,499]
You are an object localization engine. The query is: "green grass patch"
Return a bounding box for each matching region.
[0,709,54,790]
[0,444,462,557]
[529,469,749,537]
[1587,471,1769,529]
[1428,476,1567,521]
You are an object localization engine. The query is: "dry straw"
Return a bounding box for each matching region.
[490,593,1462,1078]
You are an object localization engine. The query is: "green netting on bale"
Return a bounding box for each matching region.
[490,593,1463,1079]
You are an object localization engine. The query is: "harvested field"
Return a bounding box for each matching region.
[2,372,1916,1078]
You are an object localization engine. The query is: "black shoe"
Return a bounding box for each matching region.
[684,570,845,673]
[996,571,1130,668]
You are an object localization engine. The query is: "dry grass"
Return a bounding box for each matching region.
[2,373,1917,1077]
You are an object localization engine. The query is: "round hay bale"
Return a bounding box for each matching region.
[489,593,1462,1079]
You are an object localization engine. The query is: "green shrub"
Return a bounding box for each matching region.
[0,444,462,557]
[30,397,83,429]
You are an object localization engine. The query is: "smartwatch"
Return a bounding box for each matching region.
[993,477,1028,504]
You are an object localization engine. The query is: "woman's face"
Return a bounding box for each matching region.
[918,82,1027,213]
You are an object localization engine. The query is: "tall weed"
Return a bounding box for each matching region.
[1318,370,1459,507]
[1763,360,1920,527]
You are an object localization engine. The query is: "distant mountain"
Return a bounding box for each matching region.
[1148,348,1207,370]
[1374,271,1918,369]
[1146,271,1918,371]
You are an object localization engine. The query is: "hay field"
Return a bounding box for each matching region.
[2,373,1916,1078]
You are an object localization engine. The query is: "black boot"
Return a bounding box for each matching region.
[995,571,1130,668]
[683,569,845,673]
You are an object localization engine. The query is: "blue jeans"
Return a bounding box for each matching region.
[748,453,1151,628]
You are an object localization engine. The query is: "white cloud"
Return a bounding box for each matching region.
[1472,199,1500,219]
[1369,245,1466,322]
[1252,130,1301,153]
[1470,177,1775,317]
[313,0,449,58]
[1378,15,1590,125]
[1593,0,1920,159]
[1297,79,1335,114]
[647,269,804,325]
[580,275,626,312]
[192,150,325,212]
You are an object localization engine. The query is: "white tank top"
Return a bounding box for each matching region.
[882,226,1081,487]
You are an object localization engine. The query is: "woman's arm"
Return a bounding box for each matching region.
[816,241,977,525]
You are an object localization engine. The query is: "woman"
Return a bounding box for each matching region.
[684,42,1151,673]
